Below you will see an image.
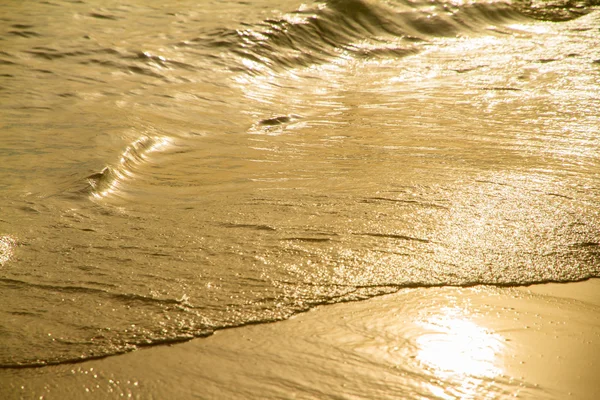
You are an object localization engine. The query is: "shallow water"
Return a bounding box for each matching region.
[1,0,599,368]
[3,283,600,399]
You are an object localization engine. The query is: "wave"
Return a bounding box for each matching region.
[0,277,212,369]
[514,0,600,21]
[72,135,170,200]
[179,0,540,73]
[3,275,598,369]
[178,0,600,74]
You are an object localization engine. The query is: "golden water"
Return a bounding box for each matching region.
[0,0,599,372]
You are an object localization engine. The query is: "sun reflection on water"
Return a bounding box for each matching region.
[0,235,16,266]
[416,306,505,398]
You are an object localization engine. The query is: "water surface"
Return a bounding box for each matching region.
[1,0,599,368]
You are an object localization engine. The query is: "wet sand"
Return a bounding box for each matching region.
[2,279,600,399]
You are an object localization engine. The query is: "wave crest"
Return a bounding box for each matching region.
[185,0,530,73]
[86,135,170,200]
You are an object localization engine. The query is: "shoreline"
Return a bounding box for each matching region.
[2,279,600,399]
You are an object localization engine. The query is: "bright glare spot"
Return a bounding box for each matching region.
[283,12,317,25]
[0,235,16,265]
[240,56,266,74]
[507,24,552,34]
[148,136,171,153]
[416,308,504,379]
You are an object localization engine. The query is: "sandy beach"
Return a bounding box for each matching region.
[2,279,599,399]
[2,1,599,399]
